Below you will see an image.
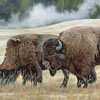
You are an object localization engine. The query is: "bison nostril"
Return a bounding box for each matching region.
[43,61,50,69]
[43,61,49,66]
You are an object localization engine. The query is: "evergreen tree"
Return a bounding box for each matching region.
[0,0,99,20]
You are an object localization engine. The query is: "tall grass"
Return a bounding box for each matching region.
[0,67,99,100]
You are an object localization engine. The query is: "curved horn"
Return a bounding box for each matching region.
[56,40,62,50]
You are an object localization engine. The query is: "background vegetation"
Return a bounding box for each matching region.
[0,0,100,21]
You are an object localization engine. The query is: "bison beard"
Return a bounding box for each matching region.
[43,26,100,88]
[20,67,42,86]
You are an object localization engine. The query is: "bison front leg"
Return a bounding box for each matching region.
[22,79,27,86]
[83,68,96,88]
[60,69,69,88]
[35,61,42,83]
[32,61,42,87]
[77,77,90,88]
[83,79,88,88]
[21,69,28,86]
[33,73,38,87]
[77,77,84,88]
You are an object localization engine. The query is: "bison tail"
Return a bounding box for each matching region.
[88,69,97,83]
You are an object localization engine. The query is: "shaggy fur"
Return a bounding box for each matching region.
[0,34,57,86]
[43,26,100,88]
[59,26,99,78]
[0,34,42,85]
[59,26,100,87]
[0,68,20,85]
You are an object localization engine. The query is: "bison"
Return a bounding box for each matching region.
[0,34,43,86]
[0,34,69,87]
[42,26,99,88]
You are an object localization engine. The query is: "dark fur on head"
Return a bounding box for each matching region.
[43,38,66,70]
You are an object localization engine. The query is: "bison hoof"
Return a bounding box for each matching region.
[77,84,81,88]
[37,78,42,83]
[60,84,67,88]
[83,83,88,88]
[83,85,87,88]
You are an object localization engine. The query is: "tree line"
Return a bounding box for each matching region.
[0,0,99,21]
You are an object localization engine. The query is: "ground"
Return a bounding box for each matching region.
[0,19,100,100]
[0,69,100,100]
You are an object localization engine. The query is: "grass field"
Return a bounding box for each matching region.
[0,19,100,100]
[0,67,100,100]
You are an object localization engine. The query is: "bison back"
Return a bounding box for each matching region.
[59,26,99,78]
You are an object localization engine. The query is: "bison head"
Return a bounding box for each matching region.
[42,38,66,70]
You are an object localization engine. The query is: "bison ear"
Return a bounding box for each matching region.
[56,39,63,50]
[11,37,21,43]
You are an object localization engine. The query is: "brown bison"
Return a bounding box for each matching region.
[0,34,43,86]
[42,26,99,88]
[0,34,69,87]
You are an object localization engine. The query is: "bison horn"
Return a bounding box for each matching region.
[56,40,62,50]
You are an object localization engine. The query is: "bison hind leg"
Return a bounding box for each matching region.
[21,65,42,88]
[33,73,37,87]
[6,69,20,85]
[7,69,20,85]
[20,68,30,86]
[21,68,38,87]
[32,72,42,88]
[83,68,97,88]
[60,69,69,88]
[77,77,84,88]
[0,70,10,85]
[36,74,42,83]
[0,70,6,85]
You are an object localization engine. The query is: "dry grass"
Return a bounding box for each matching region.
[0,67,99,100]
[0,19,100,100]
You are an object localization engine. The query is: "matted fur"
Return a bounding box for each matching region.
[0,34,42,85]
[0,34,57,85]
[59,26,100,79]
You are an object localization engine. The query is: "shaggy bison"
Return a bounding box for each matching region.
[0,34,43,86]
[0,34,69,87]
[42,26,99,88]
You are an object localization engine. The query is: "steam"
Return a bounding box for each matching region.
[0,0,100,29]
